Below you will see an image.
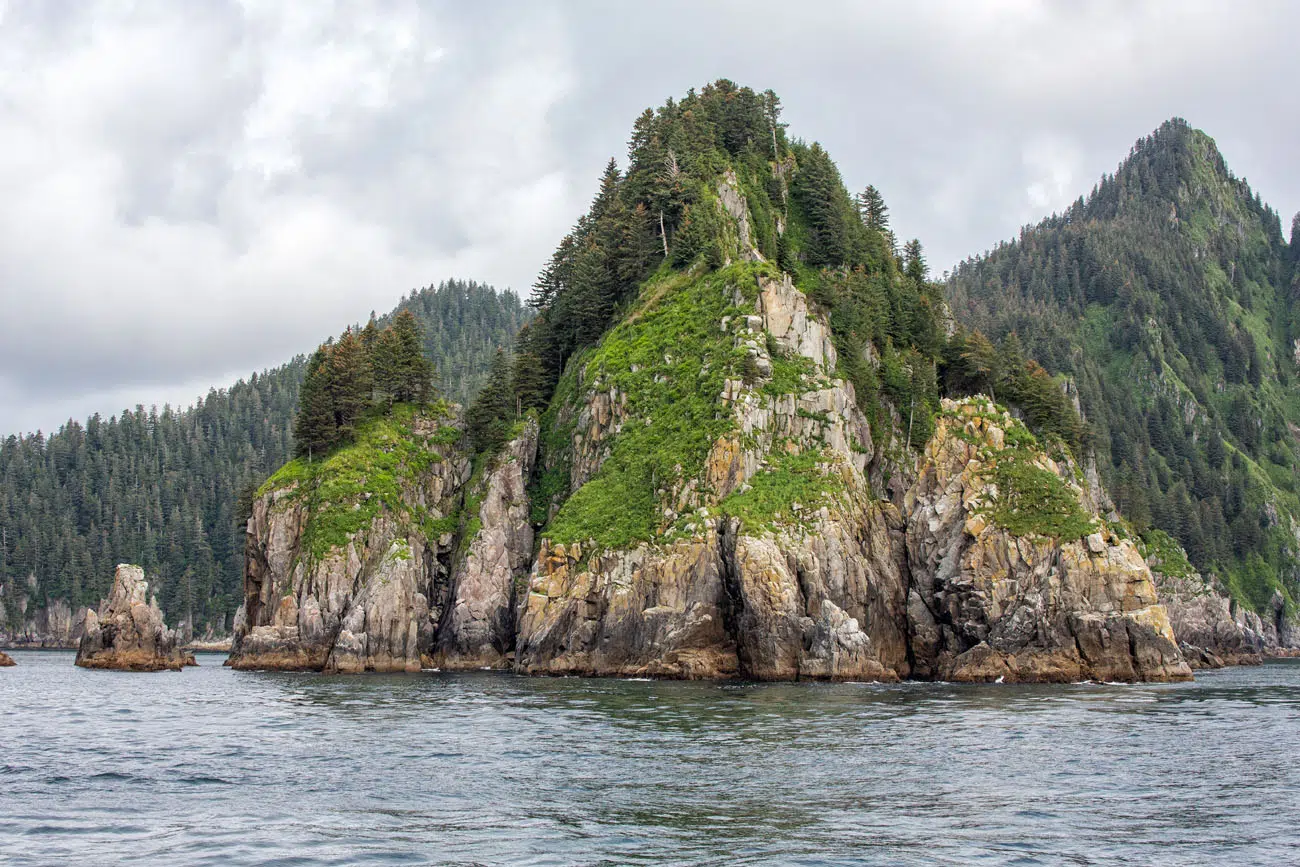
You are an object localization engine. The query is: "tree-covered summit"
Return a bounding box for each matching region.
[466,79,1085,550]
[947,117,1299,614]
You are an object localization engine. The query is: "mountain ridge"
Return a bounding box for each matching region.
[947,116,1298,618]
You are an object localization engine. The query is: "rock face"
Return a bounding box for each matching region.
[75,565,188,671]
[512,243,1192,682]
[0,596,89,649]
[905,404,1191,683]
[228,410,471,672]
[432,419,540,669]
[1154,569,1298,667]
[0,650,14,667]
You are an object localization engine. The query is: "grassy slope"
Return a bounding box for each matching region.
[258,402,461,563]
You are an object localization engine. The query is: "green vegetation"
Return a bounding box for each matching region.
[983,448,1097,541]
[295,310,437,459]
[1138,528,1196,579]
[262,403,455,562]
[506,79,1090,556]
[543,264,754,548]
[947,117,1299,612]
[718,448,847,533]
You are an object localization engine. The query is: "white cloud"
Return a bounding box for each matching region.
[0,0,1297,435]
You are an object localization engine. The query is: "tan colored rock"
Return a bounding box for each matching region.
[75,565,188,672]
[516,532,738,678]
[905,402,1191,683]
[0,650,14,666]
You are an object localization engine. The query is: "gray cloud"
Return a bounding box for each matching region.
[1,0,1296,434]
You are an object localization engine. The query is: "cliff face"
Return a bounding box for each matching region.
[229,408,471,672]
[905,403,1190,682]
[0,596,88,649]
[509,249,1188,681]
[1153,569,1298,667]
[431,418,539,669]
[76,564,189,671]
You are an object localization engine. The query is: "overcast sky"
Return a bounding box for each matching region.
[1,0,1296,435]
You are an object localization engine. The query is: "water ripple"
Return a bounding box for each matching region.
[1,651,1298,864]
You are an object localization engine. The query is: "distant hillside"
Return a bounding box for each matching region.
[946,119,1300,613]
[0,279,529,639]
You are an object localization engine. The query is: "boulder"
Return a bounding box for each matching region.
[75,565,188,672]
[0,650,14,667]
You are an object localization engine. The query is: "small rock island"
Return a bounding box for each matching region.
[76,564,190,671]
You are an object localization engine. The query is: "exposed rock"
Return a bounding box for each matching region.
[905,402,1191,683]
[516,532,738,679]
[228,409,471,672]
[184,638,233,653]
[432,419,540,670]
[0,650,14,667]
[717,169,764,262]
[1154,567,1299,667]
[75,564,188,672]
[0,596,89,649]
[721,484,910,682]
[515,269,1191,683]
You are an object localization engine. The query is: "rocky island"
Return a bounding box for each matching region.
[76,564,190,671]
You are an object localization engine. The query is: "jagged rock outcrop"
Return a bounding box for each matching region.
[0,650,14,667]
[0,595,89,649]
[1154,569,1299,667]
[905,401,1191,683]
[517,532,738,678]
[76,564,188,671]
[720,491,911,682]
[516,264,904,680]
[432,419,540,669]
[228,409,471,672]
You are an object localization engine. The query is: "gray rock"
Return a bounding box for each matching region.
[75,565,187,671]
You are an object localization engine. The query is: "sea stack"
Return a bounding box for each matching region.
[75,564,187,671]
[0,650,14,666]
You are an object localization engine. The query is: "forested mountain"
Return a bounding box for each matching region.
[465,79,1082,544]
[0,279,528,638]
[947,119,1300,614]
[233,80,1198,685]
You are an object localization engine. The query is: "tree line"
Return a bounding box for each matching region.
[294,311,436,459]
[1,280,528,636]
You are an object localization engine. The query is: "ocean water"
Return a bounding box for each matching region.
[1,651,1297,866]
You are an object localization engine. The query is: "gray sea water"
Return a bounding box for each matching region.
[1,651,1298,866]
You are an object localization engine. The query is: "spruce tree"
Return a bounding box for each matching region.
[389,311,436,403]
[466,347,514,454]
[294,347,337,460]
[857,185,889,233]
[327,329,372,440]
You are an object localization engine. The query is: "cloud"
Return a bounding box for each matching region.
[1,0,1297,434]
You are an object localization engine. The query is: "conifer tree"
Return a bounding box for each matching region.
[389,311,436,403]
[294,348,337,460]
[904,239,927,284]
[466,348,514,454]
[857,185,889,233]
[328,330,373,439]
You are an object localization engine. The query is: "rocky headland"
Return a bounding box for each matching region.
[228,267,1199,682]
[76,564,189,671]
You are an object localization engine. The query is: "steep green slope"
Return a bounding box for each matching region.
[0,279,528,638]
[465,80,1083,555]
[946,119,1299,612]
